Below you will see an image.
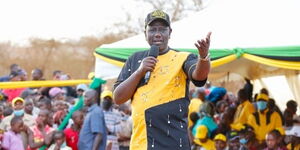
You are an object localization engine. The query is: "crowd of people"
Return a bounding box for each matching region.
[187,82,300,150]
[0,64,132,150]
[0,63,299,150]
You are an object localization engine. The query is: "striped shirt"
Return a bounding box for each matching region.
[103,108,122,150]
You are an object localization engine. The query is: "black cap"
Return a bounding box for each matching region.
[145,10,171,29]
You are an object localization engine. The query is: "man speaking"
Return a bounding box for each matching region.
[113,10,211,150]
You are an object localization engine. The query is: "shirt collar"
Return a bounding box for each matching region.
[88,104,98,112]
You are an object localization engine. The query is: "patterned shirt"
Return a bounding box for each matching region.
[103,108,122,150]
[115,49,207,150]
[29,125,54,150]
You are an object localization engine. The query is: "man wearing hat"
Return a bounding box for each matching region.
[101,90,122,150]
[0,97,35,149]
[247,93,283,144]
[113,10,211,149]
[76,84,89,97]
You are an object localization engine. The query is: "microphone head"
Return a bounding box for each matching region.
[148,45,159,58]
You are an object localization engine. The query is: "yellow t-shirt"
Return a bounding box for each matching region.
[233,100,255,125]
[247,109,283,142]
[130,50,191,150]
[194,139,216,150]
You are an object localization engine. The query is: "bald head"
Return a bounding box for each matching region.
[84,90,98,107]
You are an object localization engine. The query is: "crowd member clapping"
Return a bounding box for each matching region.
[27,109,54,150]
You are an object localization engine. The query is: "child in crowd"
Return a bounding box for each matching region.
[28,109,54,150]
[264,129,287,150]
[48,130,71,150]
[64,110,84,150]
[227,130,241,150]
[2,116,24,150]
[214,133,227,150]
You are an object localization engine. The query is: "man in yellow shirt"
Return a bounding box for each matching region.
[247,93,283,143]
[113,10,211,150]
[231,89,255,130]
[194,125,215,150]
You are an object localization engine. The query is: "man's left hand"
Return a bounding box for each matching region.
[194,32,211,59]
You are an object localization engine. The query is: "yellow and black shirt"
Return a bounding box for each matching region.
[114,49,206,150]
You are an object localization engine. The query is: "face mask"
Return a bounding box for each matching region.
[102,99,113,110]
[240,138,248,144]
[60,142,67,148]
[14,109,24,116]
[256,101,267,110]
[192,92,198,98]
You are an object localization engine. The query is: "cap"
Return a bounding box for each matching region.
[49,87,64,98]
[101,90,113,99]
[76,84,88,91]
[195,125,208,139]
[227,130,240,141]
[214,134,227,142]
[206,87,227,103]
[145,10,171,28]
[256,93,269,101]
[12,97,25,107]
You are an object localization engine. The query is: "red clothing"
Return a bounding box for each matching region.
[64,127,79,150]
[2,88,26,102]
[28,125,54,150]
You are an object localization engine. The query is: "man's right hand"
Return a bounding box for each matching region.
[136,56,158,76]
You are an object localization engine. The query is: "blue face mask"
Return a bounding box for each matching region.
[256,101,267,110]
[14,109,24,116]
[240,138,248,144]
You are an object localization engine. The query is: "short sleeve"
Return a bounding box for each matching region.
[183,54,207,87]
[90,110,105,134]
[114,56,133,90]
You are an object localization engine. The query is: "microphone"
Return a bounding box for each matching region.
[144,45,159,84]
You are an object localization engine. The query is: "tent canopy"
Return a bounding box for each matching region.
[94,0,300,108]
[94,0,300,81]
[95,47,300,80]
